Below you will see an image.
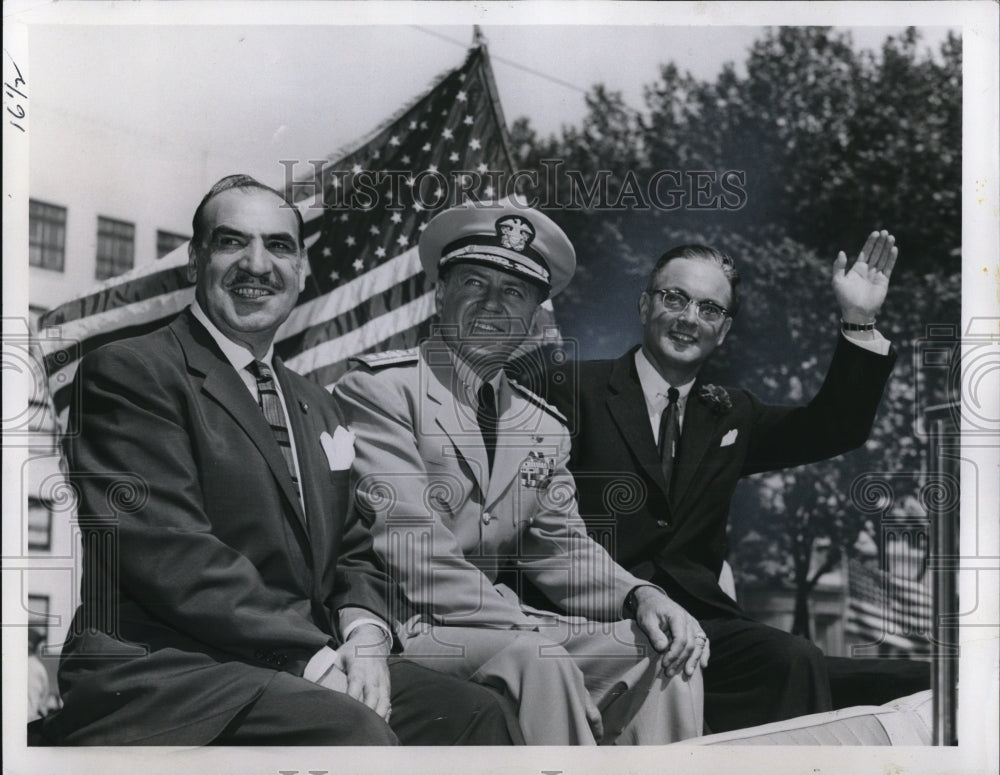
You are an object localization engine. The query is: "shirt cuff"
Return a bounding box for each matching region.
[339,613,393,645]
[841,329,891,356]
[303,644,343,683]
[623,583,669,619]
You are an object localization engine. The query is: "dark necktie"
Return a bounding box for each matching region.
[658,387,681,496]
[477,382,498,475]
[249,360,300,498]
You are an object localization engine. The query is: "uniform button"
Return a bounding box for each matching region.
[275,654,288,666]
[656,520,669,528]
[482,511,492,524]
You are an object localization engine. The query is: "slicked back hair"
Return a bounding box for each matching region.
[647,244,741,317]
[190,174,305,251]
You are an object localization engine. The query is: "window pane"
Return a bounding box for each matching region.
[156,230,189,259]
[27,499,52,550]
[96,216,135,279]
[29,200,67,272]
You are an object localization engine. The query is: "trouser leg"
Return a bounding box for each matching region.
[386,657,517,745]
[401,624,597,745]
[212,670,397,745]
[554,618,703,744]
[700,617,831,733]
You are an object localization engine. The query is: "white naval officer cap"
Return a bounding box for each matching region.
[418,196,576,298]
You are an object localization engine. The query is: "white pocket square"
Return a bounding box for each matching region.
[720,429,738,447]
[320,427,356,471]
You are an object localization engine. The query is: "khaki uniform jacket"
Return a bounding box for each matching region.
[334,339,643,630]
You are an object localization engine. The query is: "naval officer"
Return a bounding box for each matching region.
[334,199,706,745]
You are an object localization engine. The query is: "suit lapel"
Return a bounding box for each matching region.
[485,377,527,508]
[670,384,724,511]
[175,312,308,535]
[606,350,668,497]
[274,359,322,540]
[424,348,491,498]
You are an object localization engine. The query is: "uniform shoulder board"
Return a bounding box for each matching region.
[350,348,419,370]
[509,378,567,424]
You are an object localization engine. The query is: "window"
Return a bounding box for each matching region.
[156,229,189,259]
[29,200,67,271]
[28,498,52,551]
[27,594,50,631]
[96,216,135,279]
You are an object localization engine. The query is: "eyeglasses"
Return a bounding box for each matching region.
[647,288,729,323]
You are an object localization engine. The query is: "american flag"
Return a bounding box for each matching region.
[38,43,553,426]
[846,556,932,654]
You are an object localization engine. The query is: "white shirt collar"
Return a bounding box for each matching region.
[634,348,696,405]
[447,345,504,407]
[190,301,274,372]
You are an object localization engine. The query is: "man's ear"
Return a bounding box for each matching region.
[434,278,446,313]
[185,244,199,283]
[638,291,651,325]
[716,316,733,345]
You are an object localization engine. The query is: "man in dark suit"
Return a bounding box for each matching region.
[537,234,901,733]
[44,175,514,746]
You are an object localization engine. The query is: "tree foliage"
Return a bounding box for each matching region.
[508,27,962,637]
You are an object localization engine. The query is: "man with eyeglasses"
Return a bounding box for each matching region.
[531,233,899,733]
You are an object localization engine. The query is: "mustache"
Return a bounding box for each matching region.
[225,270,283,291]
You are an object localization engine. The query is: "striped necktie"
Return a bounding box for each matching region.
[249,360,301,500]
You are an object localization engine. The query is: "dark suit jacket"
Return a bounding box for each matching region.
[536,336,895,622]
[49,309,391,745]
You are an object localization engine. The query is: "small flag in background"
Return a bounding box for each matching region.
[846,556,932,654]
[38,42,556,428]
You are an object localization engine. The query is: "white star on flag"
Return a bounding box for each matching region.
[346,236,357,247]
[390,212,403,224]
[463,115,474,125]
[422,143,431,152]
[442,128,454,140]
[351,164,362,174]
[375,247,387,258]
[477,162,488,174]
[449,152,459,163]
[456,90,467,102]
[396,235,409,247]
[470,138,481,150]
[353,258,364,272]
[389,135,401,146]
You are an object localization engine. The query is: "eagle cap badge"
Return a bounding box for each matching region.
[496,215,535,252]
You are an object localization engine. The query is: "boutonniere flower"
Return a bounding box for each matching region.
[698,384,732,415]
